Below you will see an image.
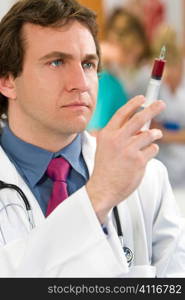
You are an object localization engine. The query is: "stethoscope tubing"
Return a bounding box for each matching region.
[0,180,133,264]
[0,180,35,229]
[113,206,134,266]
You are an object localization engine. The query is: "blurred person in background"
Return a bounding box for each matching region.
[124,0,165,41]
[100,8,152,99]
[151,25,185,189]
[87,70,128,134]
[87,9,130,134]
[88,4,162,135]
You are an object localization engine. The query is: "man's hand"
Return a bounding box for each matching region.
[86,95,166,223]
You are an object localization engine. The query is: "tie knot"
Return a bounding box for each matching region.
[46,157,71,181]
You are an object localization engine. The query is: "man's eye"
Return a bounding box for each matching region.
[50,60,63,67]
[82,62,95,69]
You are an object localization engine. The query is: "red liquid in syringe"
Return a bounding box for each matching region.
[141,45,166,130]
[151,59,165,79]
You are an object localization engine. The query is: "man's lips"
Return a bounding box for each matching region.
[62,102,89,108]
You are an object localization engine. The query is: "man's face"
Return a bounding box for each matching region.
[12,21,99,137]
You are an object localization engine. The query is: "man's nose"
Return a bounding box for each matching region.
[65,64,89,93]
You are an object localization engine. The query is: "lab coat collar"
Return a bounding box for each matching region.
[0,145,21,185]
[81,131,96,175]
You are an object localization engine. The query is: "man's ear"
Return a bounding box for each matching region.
[0,74,16,100]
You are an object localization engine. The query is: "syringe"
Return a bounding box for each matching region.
[142,46,166,130]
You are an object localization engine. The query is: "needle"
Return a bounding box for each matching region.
[159,45,166,60]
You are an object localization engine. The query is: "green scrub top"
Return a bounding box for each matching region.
[87,70,128,130]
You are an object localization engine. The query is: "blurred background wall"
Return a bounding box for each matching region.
[0,0,16,19]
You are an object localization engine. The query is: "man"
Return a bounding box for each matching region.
[0,0,184,277]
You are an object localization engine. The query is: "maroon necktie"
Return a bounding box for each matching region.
[46,157,71,217]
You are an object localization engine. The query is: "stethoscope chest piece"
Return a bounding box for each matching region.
[123,246,134,266]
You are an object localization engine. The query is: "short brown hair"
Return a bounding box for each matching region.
[0,0,100,118]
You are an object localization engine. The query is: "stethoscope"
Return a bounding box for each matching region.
[113,206,134,266]
[0,180,134,265]
[0,180,35,229]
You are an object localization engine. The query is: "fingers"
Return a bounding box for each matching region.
[106,95,145,130]
[129,129,163,151]
[142,143,160,161]
[123,100,166,138]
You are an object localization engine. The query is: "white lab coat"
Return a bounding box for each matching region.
[156,76,185,188]
[0,131,185,277]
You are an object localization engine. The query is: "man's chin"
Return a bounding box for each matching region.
[63,122,89,135]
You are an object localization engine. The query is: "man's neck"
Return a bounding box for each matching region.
[8,120,77,152]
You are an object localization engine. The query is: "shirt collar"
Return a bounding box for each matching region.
[1,124,85,187]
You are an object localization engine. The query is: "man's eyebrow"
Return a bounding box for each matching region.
[39,51,73,62]
[39,51,99,62]
[83,54,99,62]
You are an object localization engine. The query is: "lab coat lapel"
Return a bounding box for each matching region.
[0,146,45,227]
[81,131,96,176]
[126,190,150,265]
